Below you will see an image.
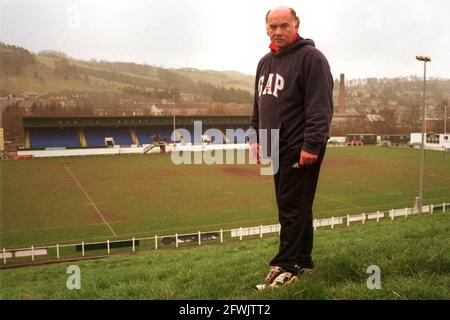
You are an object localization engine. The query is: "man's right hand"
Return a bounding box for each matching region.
[299,149,318,166]
[250,143,261,164]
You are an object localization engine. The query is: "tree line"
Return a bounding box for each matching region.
[51,58,252,104]
[0,42,35,76]
[122,81,252,104]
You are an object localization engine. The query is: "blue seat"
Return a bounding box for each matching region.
[84,127,133,147]
[29,128,80,148]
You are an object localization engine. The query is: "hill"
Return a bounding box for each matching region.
[0,212,448,299]
[0,42,254,98]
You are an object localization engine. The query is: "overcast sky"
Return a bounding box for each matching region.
[1,0,449,79]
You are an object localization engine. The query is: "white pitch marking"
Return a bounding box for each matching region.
[316,193,362,209]
[63,163,117,237]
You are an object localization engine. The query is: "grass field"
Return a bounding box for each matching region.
[1,147,449,249]
[0,212,448,299]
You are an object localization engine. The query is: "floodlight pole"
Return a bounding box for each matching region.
[445,105,447,134]
[172,89,176,142]
[173,94,176,134]
[416,55,431,214]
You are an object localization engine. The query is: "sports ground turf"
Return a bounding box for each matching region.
[1,147,449,249]
[1,212,449,299]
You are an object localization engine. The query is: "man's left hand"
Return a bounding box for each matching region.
[299,149,318,166]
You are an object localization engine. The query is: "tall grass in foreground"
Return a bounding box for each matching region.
[1,212,449,300]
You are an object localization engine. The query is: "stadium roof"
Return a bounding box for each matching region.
[23,115,251,128]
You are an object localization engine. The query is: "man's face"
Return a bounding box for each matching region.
[266,9,299,49]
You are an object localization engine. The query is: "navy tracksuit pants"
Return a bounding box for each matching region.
[270,146,326,274]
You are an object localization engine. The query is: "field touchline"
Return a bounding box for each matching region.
[62,162,117,237]
[316,193,362,209]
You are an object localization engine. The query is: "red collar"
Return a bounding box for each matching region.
[269,34,299,55]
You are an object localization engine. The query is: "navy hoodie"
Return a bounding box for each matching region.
[250,36,333,155]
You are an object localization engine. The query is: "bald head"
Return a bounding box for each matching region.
[266,6,299,28]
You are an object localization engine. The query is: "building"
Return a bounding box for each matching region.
[410,133,450,150]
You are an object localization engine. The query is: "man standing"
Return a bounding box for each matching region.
[251,6,333,289]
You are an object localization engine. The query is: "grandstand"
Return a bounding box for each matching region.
[83,127,134,147]
[135,126,173,145]
[21,116,447,158]
[28,127,80,148]
[20,116,251,156]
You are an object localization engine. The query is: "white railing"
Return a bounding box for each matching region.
[1,202,448,266]
[313,216,344,230]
